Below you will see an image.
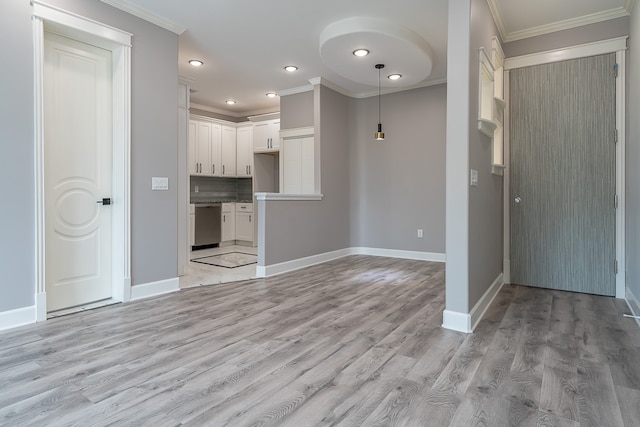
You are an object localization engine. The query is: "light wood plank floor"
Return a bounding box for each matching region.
[1,256,639,426]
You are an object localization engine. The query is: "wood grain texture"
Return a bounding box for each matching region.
[0,256,638,426]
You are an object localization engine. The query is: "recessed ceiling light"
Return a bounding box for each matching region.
[353,49,369,57]
[225,100,237,105]
[284,65,298,72]
[266,92,277,98]
[388,74,402,81]
[189,59,203,67]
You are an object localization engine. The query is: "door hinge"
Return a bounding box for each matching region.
[615,129,618,143]
[615,194,618,209]
[615,260,618,274]
[614,63,619,78]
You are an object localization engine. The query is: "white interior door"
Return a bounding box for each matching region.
[44,31,113,311]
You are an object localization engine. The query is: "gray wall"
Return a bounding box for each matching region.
[263,86,350,264]
[280,91,314,130]
[0,1,35,312]
[627,6,640,311]
[504,17,630,58]
[445,0,504,316]
[0,0,179,313]
[467,0,504,308]
[348,85,446,253]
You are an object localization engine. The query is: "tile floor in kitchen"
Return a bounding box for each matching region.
[180,244,258,289]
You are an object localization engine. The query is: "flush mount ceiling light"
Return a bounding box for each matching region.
[375,64,385,141]
[188,59,203,67]
[284,65,298,72]
[266,92,277,98]
[353,49,369,57]
[225,100,237,105]
[388,73,402,81]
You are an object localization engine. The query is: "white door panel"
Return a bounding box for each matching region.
[44,32,113,311]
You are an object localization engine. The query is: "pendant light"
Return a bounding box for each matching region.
[375,64,385,141]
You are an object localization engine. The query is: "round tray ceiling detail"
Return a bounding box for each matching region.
[319,17,433,88]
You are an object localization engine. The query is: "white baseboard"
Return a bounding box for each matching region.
[626,285,640,329]
[442,273,504,334]
[0,305,36,331]
[470,273,504,331]
[256,247,446,278]
[256,248,352,278]
[130,277,180,301]
[442,309,471,333]
[351,247,446,262]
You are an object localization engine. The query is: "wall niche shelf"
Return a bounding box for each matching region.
[477,38,506,176]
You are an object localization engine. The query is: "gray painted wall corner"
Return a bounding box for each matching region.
[626,5,640,305]
[0,1,36,311]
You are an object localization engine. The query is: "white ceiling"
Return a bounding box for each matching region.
[102,0,634,116]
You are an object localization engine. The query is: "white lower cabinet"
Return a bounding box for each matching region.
[189,204,195,248]
[221,203,236,242]
[235,203,254,242]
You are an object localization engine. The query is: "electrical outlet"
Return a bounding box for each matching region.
[417,229,423,238]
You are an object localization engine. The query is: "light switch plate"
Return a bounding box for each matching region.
[152,177,169,190]
[470,169,478,187]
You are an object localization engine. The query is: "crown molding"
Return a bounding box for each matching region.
[502,7,631,42]
[351,78,447,99]
[277,84,314,97]
[100,0,186,34]
[488,0,633,43]
[486,0,509,44]
[625,0,636,13]
[190,102,279,118]
[178,75,195,85]
[190,102,242,117]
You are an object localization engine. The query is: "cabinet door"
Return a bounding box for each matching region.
[222,212,236,241]
[221,125,237,176]
[210,123,222,176]
[196,122,212,175]
[236,212,253,242]
[188,120,198,174]
[190,213,195,248]
[236,126,253,176]
[253,122,271,151]
[281,136,314,194]
[270,120,281,149]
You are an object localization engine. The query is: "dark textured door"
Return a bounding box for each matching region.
[510,53,616,296]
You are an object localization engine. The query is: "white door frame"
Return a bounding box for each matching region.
[503,37,627,298]
[32,1,132,320]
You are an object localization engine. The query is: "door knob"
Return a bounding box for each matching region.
[514,196,522,204]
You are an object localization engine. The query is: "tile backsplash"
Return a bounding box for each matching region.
[190,176,253,202]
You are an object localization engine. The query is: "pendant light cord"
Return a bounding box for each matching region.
[378,66,381,124]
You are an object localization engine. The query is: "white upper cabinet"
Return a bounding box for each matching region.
[253,119,280,152]
[236,126,253,177]
[188,120,198,175]
[221,125,236,177]
[280,127,315,195]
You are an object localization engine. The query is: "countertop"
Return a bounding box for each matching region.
[190,199,253,204]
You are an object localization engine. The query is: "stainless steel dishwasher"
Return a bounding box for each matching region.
[194,204,222,247]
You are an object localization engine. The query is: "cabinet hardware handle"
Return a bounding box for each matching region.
[223,165,225,174]
[213,164,215,174]
[97,197,111,205]
[249,214,251,222]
